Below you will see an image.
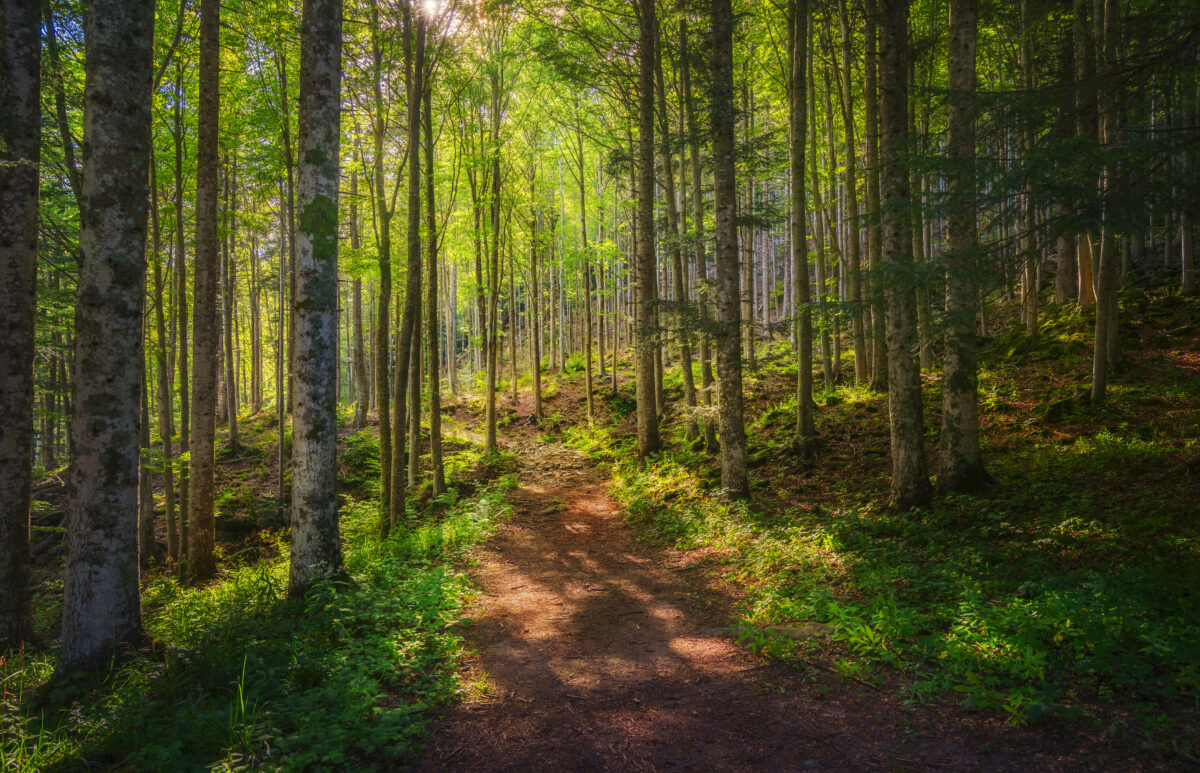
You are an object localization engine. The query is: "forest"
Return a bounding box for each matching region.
[1,0,1198,768]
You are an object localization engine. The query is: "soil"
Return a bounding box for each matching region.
[415,439,1172,772]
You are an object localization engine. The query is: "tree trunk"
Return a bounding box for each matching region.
[879,0,932,509]
[939,0,988,493]
[174,63,191,570]
[838,0,868,385]
[223,161,240,449]
[424,81,445,495]
[289,0,344,597]
[864,0,887,390]
[392,2,425,517]
[790,0,816,454]
[369,0,393,534]
[61,0,154,669]
[188,0,220,582]
[1090,0,1120,405]
[680,13,717,450]
[0,0,39,648]
[712,0,749,497]
[350,172,369,427]
[149,164,178,562]
[636,0,662,458]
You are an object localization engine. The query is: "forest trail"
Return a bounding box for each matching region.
[413,442,1121,772]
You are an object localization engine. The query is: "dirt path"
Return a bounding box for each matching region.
[414,442,1162,772]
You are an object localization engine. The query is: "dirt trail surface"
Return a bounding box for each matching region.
[415,442,1167,772]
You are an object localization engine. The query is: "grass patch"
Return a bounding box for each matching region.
[1,474,515,772]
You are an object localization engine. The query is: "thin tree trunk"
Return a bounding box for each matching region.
[61,0,153,669]
[423,81,446,495]
[656,13,697,440]
[636,0,662,458]
[224,161,240,449]
[370,0,393,533]
[790,0,816,454]
[864,0,887,390]
[188,0,220,581]
[682,17,717,450]
[712,0,748,497]
[838,0,868,385]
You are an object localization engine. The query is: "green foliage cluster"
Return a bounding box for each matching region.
[1,480,514,772]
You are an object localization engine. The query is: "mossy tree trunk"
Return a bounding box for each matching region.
[61,0,154,670]
[289,0,345,597]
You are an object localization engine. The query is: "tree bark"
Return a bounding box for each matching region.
[939,0,988,493]
[879,0,932,508]
[289,0,344,597]
[369,0,393,534]
[712,0,749,497]
[350,172,369,427]
[188,0,220,582]
[636,0,662,458]
[680,11,718,450]
[790,0,816,454]
[837,0,868,385]
[0,0,40,648]
[424,79,446,495]
[391,1,425,521]
[61,0,154,669]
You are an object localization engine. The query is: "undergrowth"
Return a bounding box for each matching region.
[1,438,515,772]
[564,292,1200,760]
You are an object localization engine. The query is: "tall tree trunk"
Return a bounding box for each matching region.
[1090,0,1120,405]
[712,0,748,497]
[939,0,988,493]
[656,14,697,441]
[139,354,155,565]
[149,163,178,562]
[174,63,191,569]
[879,0,932,509]
[1073,0,1097,308]
[0,0,40,648]
[838,0,868,385]
[424,79,446,495]
[864,0,887,390]
[61,0,154,669]
[576,122,596,421]
[350,172,369,427]
[224,161,240,449]
[1020,0,1039,337]
[809,36,834,392]
[289,0,344,597]
[790,0,816,454]
[369,0,393,534]
[188,0,220,582]
[636,0,662,458]
[681,12,717,450]
[391,2,424,521]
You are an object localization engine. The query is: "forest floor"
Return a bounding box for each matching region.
[4,289,1196,771]
[413,436,1176,772]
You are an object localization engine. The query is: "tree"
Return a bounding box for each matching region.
[789,0,816,456]
[61,0,154,670]
[635,0,661,459]
[189,0,220,581]
[939,0,988,493]
[0,0,40,650]
[289,0,345,597]
[712,0,749,498]
[878,0,932,508]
